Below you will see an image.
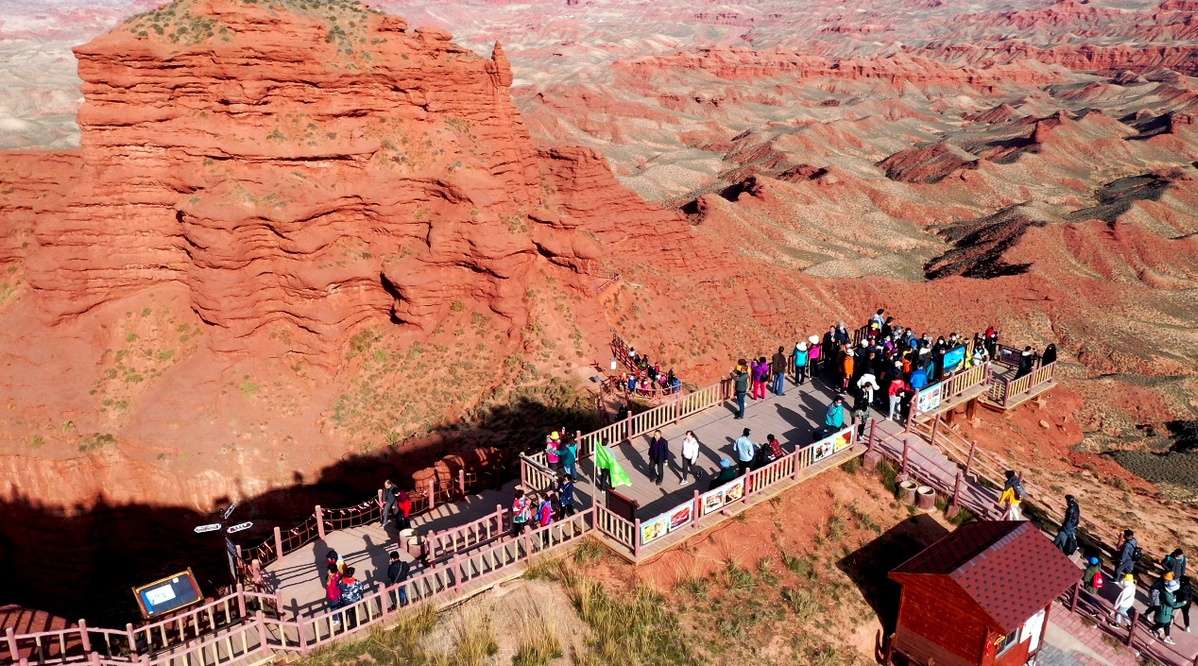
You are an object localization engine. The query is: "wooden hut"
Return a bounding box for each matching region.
[888,521,1080,666]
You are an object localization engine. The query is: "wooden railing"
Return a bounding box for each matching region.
[519,454,559,492]
[127,588,278,656]
[596,506,637,552]
[425,505,509,562]
[941,362,988,401]
[626,425,859,556]
[997,362,1056,408]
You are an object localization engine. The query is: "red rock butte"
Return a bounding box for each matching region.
[4,0,693,356]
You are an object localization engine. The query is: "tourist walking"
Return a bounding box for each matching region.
[386,551,410,609]
[771,347,788,396]
[1179,575,1193,632]
[680,430,700,484]
[997,470,1024,520]
[734,428,756,476]
[1082,556,1104,602]
[381,479,399,528]
[1114,529,1140,580]
[338,566,363,628]
[1165,548,1187,579]
[1153,578,1183,644]
[794,341,809,386]
[732,361,750,419]
[1053,495,1080,554]
[1110,573,1135,628]
[511,488,530,537]
[648,429,669,486]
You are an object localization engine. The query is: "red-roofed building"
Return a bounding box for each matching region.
[888,521,1081,666]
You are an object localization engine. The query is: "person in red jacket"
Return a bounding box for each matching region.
[888,375,908,422]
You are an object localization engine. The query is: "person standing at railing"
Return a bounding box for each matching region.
[326,563,344,630]
[545,432,563,472]
[648,430,669,486]
[396,488,412,531]
[731,361,750,419]
[1015,346,1035,379]
[680,431,700,484]
[821,327,837,380]
[734,428,756,476]
[825,397,846,431]
[1041,343,1057,367]
[386,551,410,610]
[771,347,788,396]
[751,357,769,400]
[511,488,531,537]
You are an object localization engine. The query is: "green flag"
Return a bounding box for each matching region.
[595,444,632,488]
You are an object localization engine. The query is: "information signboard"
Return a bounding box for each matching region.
[133,569,203,619]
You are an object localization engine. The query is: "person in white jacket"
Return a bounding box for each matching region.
[1110,573,1137,628]
[680,430,701,484]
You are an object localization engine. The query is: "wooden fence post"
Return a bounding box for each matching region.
[236,584,248,617]
[496,504,505,536]
[1069,580,1081,612]
[79,619,91,652]
[948,472,963,518]
[633,519,641,558]
[692,490,701,528]
[901,437,910,476]
[458,469,466,497]
[125,623,136,656]
[273,527,284,559]
[1127,609,1137,646]
[428,478,436,511]
[929,415,940,446]
[867,419,877,453]
[315,506,326,540]
[965,441,977,478]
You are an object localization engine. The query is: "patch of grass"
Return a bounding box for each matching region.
[28,435,43,450]
[674,576,710,596]
[781,551,812,578]
[839,456,863,474]
[511,616,562,666]
[524,554,566,581]
[724,561,756,590]
[302,604,437,666]
[781,586,819,615]
[561,571,697,666]
[876,459,899,493]
[572,536,606,565]
[239,381,259,396]
[78,433,117,452]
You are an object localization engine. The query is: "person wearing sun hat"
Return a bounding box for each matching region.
[1155,577,1184,644]
[793,341,809,386]
[1110,573,1136,628]
[806,335,821,382]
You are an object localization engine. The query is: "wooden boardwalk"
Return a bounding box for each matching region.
[599,379,851,520]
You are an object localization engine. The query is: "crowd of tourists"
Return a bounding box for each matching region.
[620,344,682,398]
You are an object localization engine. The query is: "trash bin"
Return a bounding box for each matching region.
[916,485,937,511]
[898,480,918,504]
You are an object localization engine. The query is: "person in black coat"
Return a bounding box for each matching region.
[1042,343,1058,367]
[648,430,669,485]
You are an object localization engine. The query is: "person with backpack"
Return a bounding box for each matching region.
[1164,548,1187,580]
[1110,573,1136,628]
[534,492,554,549]
[338,566,364,628]
[1154,578,1184,644]
[793,342,809,386]
[325,562,343,622]
[386,550,411,609]
[1149,572,1171,619]
[1053,495,1080,554]
[1114,529,1140,580]
[1083,556,1105,608]
[731,361,750,419]
[511,488,530,537]
[1178,575,1193,632]
[997,470,1025,520]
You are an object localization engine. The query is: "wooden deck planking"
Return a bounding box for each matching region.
[601,379,850,520]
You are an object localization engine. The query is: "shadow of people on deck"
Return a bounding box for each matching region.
[360,535,391,591]
[772,404,814,446]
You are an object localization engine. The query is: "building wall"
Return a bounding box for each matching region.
[892,576,991,666]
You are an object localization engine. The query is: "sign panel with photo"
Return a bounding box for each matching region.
[700,487,725,516]
[722,477,746,504]
[667,502,694,533]
[916,383,943,414]
[640,514,669,545]
[942,345,966,374]
[832,428,854,453]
